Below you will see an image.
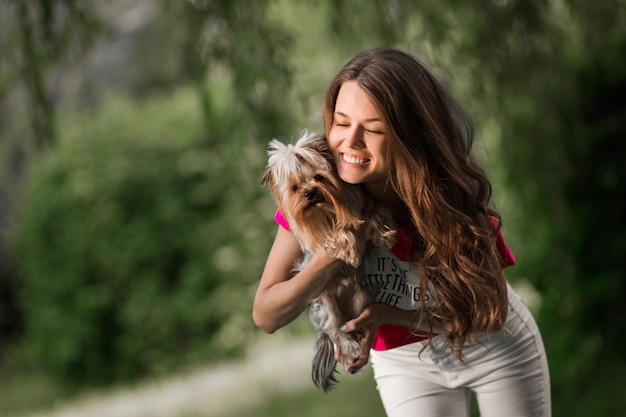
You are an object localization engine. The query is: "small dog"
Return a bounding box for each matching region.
[261,131,396,392]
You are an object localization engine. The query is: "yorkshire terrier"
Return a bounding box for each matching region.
[261,130,396,392]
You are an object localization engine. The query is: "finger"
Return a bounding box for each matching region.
[346,351,370,374]
[340,318,360,333]
[346,328,375,374]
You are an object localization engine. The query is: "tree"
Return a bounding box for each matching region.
[2,0,102,150]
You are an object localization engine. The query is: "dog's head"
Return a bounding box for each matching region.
[261,131,365,253]
[262,131,338,218]
[262,131,332,201]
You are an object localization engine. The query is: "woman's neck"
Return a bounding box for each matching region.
[363,182,409,226]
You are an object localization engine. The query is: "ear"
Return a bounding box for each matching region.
[309,136,335,167]
[261,169,273,188]
[262,170,283,208]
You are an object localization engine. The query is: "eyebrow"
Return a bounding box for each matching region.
[334,111,382,123]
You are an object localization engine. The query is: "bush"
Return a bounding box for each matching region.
[13,89,276,387]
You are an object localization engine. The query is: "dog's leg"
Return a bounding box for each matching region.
[330,285,370,370]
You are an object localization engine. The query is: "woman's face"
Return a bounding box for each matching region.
[327,81,390,194]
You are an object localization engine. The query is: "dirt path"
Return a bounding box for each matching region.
[20,335,314,417]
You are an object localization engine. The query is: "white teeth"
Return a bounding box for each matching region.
[343,154,367,164]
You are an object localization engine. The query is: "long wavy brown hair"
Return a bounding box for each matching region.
[323,48,508,362]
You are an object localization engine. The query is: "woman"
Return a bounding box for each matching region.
[253,48,551,417]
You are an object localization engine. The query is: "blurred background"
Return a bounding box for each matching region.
[0,1,624,416]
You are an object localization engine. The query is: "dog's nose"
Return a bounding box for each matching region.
[304,190,318,201]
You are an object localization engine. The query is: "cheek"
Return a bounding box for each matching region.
[326,129,340,149]
[326,134,342,162]
[370,142,388,166]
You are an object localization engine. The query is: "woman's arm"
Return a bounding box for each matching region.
[253,226,344,333]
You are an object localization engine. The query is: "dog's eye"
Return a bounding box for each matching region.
[314,174,325,182]
[291,185,298,193]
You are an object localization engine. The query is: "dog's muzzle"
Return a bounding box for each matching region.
[304,189,319,202]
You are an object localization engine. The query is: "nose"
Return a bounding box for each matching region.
[304,189,318,201]
[344,126,365,148]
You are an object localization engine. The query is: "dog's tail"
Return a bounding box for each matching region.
[312,332,338,392]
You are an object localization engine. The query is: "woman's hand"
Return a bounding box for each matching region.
[335,303,388,373]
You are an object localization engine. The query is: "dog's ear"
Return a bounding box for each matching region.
[261,169,273,188]
[309,136,335,167]
[307,135,328,154]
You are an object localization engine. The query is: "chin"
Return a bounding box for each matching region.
[339,170,387,191]
[338,175,362,185]
[335,167,365,185]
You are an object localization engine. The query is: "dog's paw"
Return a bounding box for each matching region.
[367,221,396,249]
[336,335,362,367]
[373,227,397,249]
[366,208,397,249]
[323,238,361,267]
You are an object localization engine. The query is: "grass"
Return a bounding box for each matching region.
[213,367,387,417]
[1,332,483,417]
[0,335,386,417]
[0,366,71,416]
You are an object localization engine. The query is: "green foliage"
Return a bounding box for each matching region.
[519,34,626,417]
[14,88,275,387]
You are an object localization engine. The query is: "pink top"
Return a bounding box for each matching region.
[274,210,516,350]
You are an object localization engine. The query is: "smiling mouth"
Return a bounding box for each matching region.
[342,153,369,165]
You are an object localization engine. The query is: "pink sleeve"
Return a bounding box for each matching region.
[491,218,516,268]
[274,209,291,232]
[496,230,516,268]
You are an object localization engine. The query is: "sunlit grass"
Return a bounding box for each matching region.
[0,367,70,416]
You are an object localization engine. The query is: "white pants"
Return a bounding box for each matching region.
[370,284,551,417]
